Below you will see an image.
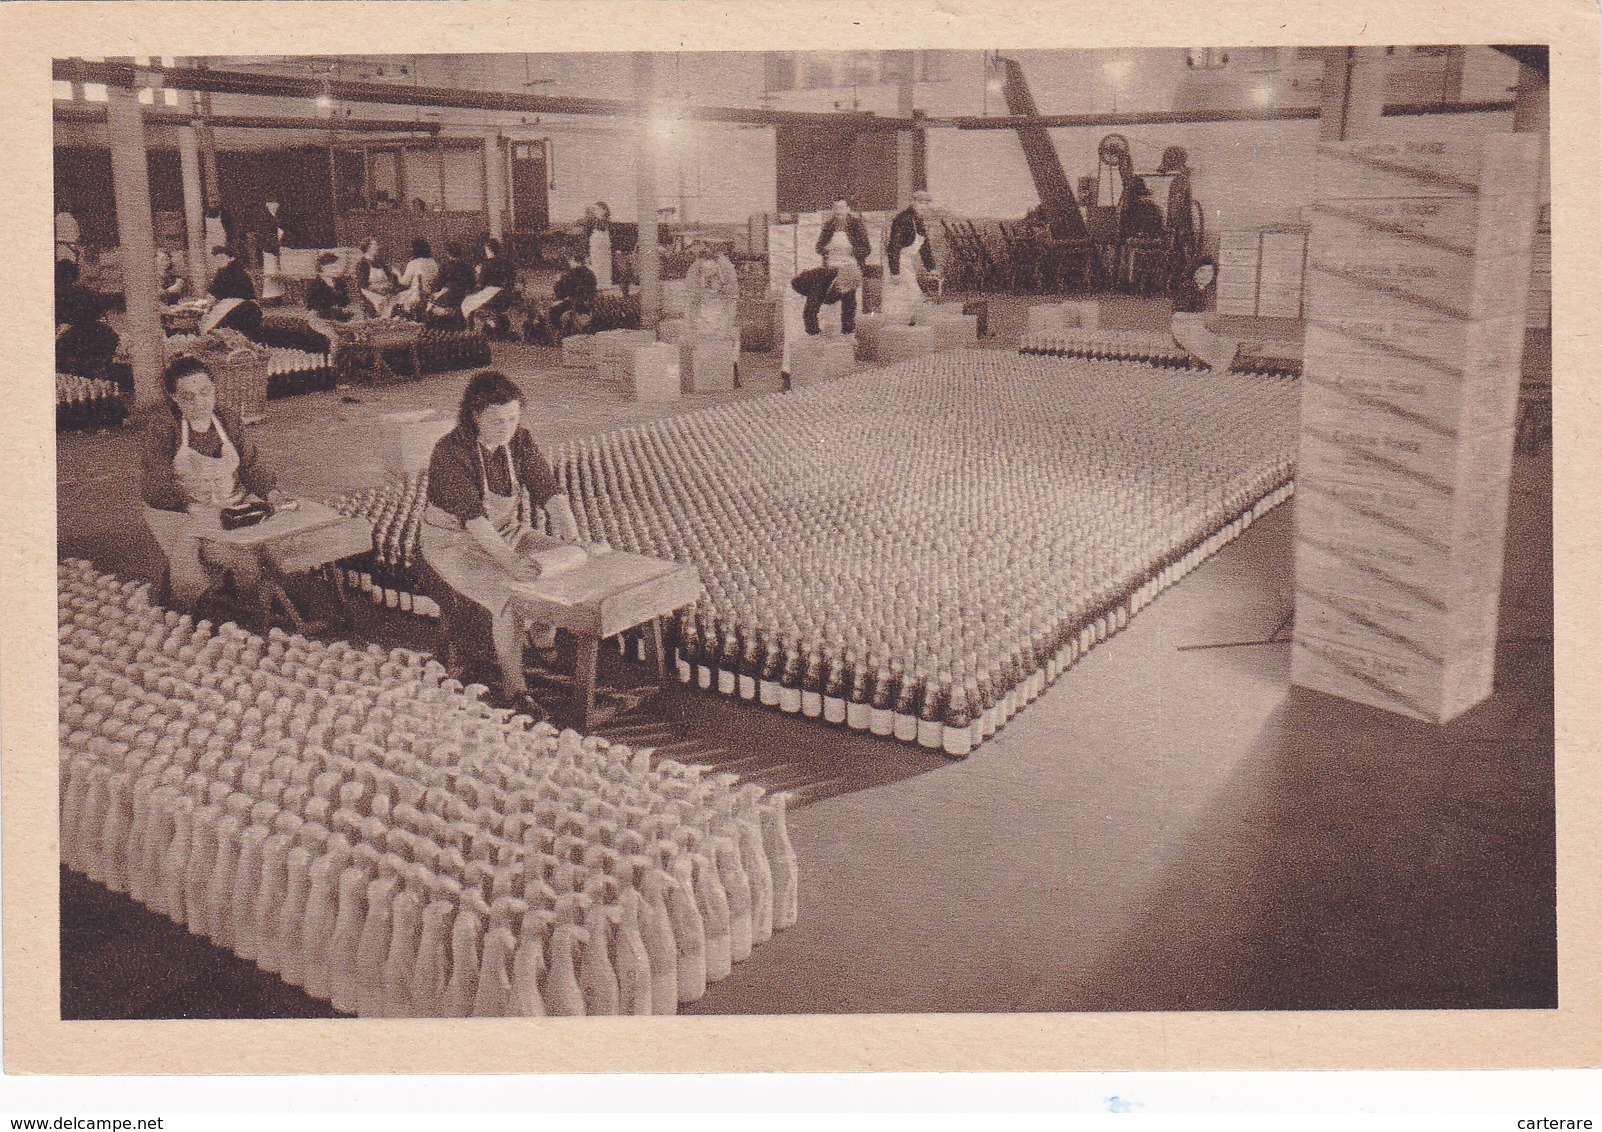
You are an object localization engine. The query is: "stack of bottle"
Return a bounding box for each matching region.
[266,348,337,400]
[544,350,1297,757]
[57,558,800,1017]
[329,475,438,617]
[56,373,129,432]
[416,328,493,376]
[165,335,335,401]
[1229,351,1303,379]
[1017,328,1201,369]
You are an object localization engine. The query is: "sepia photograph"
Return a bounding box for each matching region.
[46,41,1558,1025]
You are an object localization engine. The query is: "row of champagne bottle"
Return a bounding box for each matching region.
[660,479,1295,756]
[1017,330,1202,369]
[58,559,799,1016]
[57,374,128,431]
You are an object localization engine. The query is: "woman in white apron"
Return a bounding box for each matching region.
[421,371,587,717]
[586,202,613,291]
[141,357,287,611]
[882,191,937,326]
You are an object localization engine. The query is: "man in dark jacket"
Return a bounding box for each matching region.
[791,259,863,336]
[886,190,937,277]
[814,199,872,269]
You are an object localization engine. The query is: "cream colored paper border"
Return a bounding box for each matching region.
[4,0,1597,1076]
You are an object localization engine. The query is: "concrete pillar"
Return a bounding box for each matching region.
[895,74,916,207]
[634,53,661,330]
[177,93,210,293]
[483,130,506,241]
[198,91,221,211]
[106,85,166,415]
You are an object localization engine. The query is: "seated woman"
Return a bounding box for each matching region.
[304,251,354,360]
[156,250,188,305]
[200,245,264,337]
[55,260,121,377]
[422,370,587,718]
[547,254,598,340]
[354,237,397,317]
[461,236,517,335]
[391,238,440,320]
[141,356,301,624]
[426,243,475,325]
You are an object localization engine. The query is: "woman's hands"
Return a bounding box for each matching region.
[545,493,583,543]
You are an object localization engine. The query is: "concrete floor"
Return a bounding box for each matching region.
[57,295,1555,1016]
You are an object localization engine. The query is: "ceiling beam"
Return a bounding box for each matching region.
[937,99,1518,131]
[55,58,913,132]
[55,104,442,134]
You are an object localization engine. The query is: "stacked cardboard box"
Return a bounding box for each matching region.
[1292,133,1543,723]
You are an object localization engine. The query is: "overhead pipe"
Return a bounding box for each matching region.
[55,104,443,134]
[941,100,1517,131]
[55,58,911,132]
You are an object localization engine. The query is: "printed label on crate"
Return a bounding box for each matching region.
[1295,521,1454,609]
[1315,138,1489,200]
[1297,577,1451,662]
[1300,418,1461,498]
[1291,634,1445,722]
[1295,471,1455,550]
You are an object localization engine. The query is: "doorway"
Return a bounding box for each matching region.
[510,142,549,233]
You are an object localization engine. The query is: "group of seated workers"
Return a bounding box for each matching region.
[140,355,592,722]
[348,235,520,333]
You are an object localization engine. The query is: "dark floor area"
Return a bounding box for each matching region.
[58,293,1555,1018]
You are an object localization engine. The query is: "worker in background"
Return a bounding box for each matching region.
[155,250,189,305]
[427,243,475,325]
[815,198,871,270]
[55,260,120,378]
[547,253,598,341]
[354,237,398,318]
[683,242,739,339]
[256,198,287,306]
[304,251,354,361]
[392,238,440,320]
[1159,145,1197,293]
[780,257,862,387]
[882,189,939,325]
[55,207,81,264]
[199,245,263,337]
[1118,178,1166,294]
[462,236,518,336]
[585,201,613,290]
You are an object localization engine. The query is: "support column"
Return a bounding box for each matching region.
[894,73,916,206]
[106,85,166,416]
[634,53,661,330]
[1319,46,1390,141]
[1292,132,1545,722]
[483,130,506,241]
[177,95,209,294]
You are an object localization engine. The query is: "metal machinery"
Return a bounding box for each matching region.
[1094,134,1207,296]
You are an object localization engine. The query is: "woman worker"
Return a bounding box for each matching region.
[141,356,301,622]
[422,371,588,717]
[304,251,355,363]
[199,245,264,337]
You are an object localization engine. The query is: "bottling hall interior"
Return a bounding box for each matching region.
[54,47,1554,1019]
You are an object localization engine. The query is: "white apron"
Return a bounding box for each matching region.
[880,232,927,326]
[199,297,246,335]
[589,228,613,290]
[143,415,249,607]
[461,286,503,319]
[420,442,538,620]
